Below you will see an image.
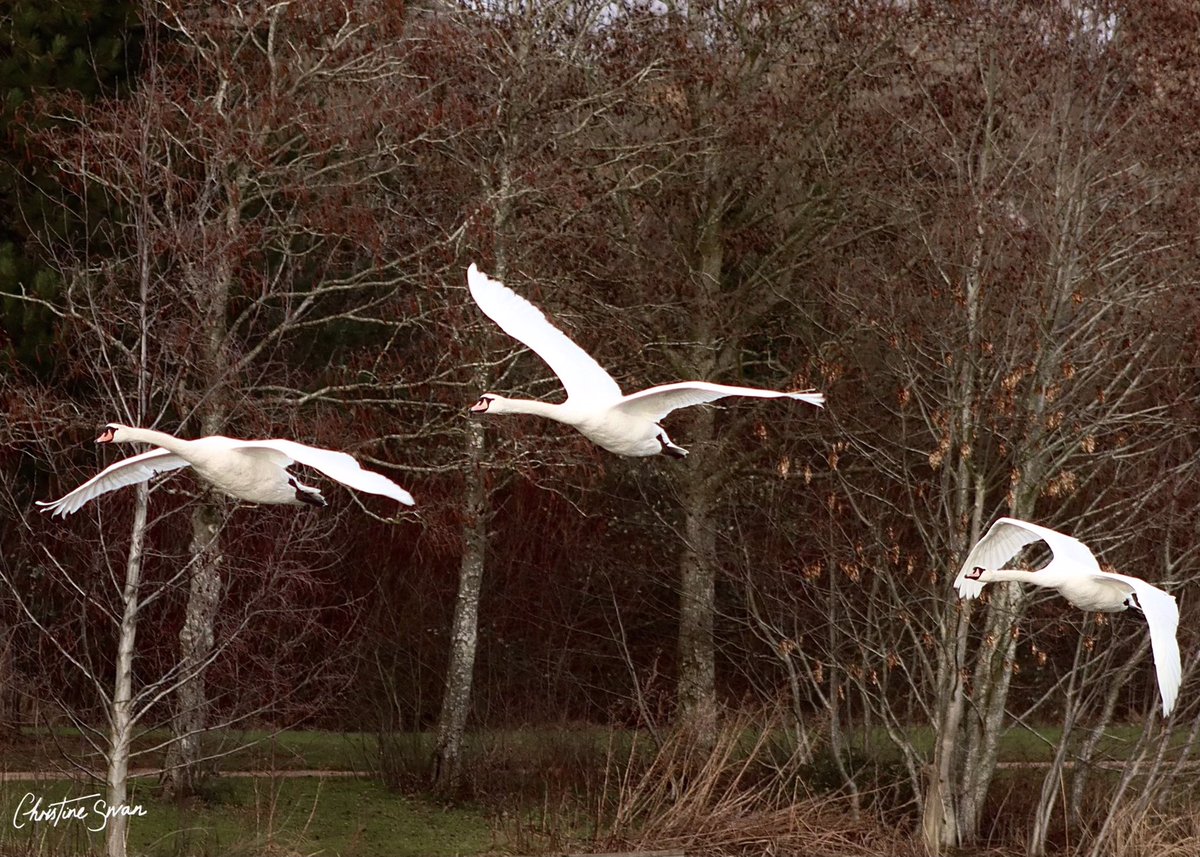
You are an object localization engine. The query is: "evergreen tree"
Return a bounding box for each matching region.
[0,0,139,367]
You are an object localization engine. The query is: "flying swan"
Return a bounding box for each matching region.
[953,516,1181,716]
[37,424,415,517]
[466,264,825,457]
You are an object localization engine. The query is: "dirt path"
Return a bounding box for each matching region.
[0,769,368,782]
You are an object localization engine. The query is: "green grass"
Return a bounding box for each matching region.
[0,777,495,856]
[5,720,1186,787]
[1,725,637,782]
[2,720,1190,856]
[208,729,372,772]
[5,720,1184,777]
[856,722,1182,765]
[0,729,370,775]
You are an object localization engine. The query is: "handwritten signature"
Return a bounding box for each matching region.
[12,792,147,833]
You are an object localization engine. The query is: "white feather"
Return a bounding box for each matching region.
[953,516,1182,716]
[36,449,190,518]
[38,425,415,515]
[466,264,825,457]
[467,264,623,404]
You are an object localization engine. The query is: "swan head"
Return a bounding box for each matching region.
[96,423,130,444]
[470,394,505,415]
[964,566,987,581]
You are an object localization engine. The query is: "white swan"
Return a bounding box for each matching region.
[466,264,825,457]
[953,516,1181,716]
[37,424,415,517]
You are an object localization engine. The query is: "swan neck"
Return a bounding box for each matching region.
[500,398,573,423]
[986,569,1043,585]
[120,426,190,453]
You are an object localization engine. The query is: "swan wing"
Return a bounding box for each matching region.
[467,264,623,405]
[1097,571,1181,716]
[953,517,1099,599]
[236,440,415,506]
[35,449,191,518]
[614,381,825,422]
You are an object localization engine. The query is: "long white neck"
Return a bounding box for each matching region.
[117,426,194,455]
[980,568,1052,587]
[492,397,580,425]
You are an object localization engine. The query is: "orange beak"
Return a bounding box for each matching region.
[96,428,115,443]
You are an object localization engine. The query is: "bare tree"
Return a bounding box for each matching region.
[37,0,434,796]
[1,3,436,841]
[817,3,1200,851]
[577,0,855,744]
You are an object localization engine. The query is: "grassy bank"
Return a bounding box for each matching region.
[2,720,1196,856]
[0,776,494,857]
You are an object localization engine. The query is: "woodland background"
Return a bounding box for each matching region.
[2,1,1200,856]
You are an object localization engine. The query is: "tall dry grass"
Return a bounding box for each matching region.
[1081,806,1200,857]
[588,712,918,857]
[376,711,1200,856]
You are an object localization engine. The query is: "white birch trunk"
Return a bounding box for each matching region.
[105,481,150,857]
[432,129,512,789]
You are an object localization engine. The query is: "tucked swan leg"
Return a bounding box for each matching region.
[288,477,327,507]
[657,427,689,459]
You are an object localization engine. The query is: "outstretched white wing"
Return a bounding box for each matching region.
[467,264,623,405]
[238,440,415,506]
[36,449,191,518]
[953,517,1181,716]
[953,517,1099,599]
[1100,571,1181,716]
[615,381,825,422]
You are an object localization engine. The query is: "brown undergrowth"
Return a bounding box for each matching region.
[488,711,919,857]
[590,715,917,857]
[1077,806,1200,857]
[374,715,1200,856]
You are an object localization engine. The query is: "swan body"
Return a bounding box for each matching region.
[466,264,825,457]
[37,424,415,517]
[953,517,1182,716]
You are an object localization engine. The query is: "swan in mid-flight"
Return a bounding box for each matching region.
[953,516,1181,716]
[37,423,415,517]
[466,264,825,457]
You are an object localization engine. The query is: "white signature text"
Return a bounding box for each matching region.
[12,792,147,832]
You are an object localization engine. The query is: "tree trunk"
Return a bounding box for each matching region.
[1028,633,1087,856]
[1068,660,1130,824]
[162,223,232,795]
[675,406,718,746]
[105,482,149,857]
[958,578,1025,835]
[673,174,724,747]
[921,120,990,852]
[921,68,998,849]
[922,596,973,855]
[431,91,517,787]
[162,493,224,796]
[432,416,487,793]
